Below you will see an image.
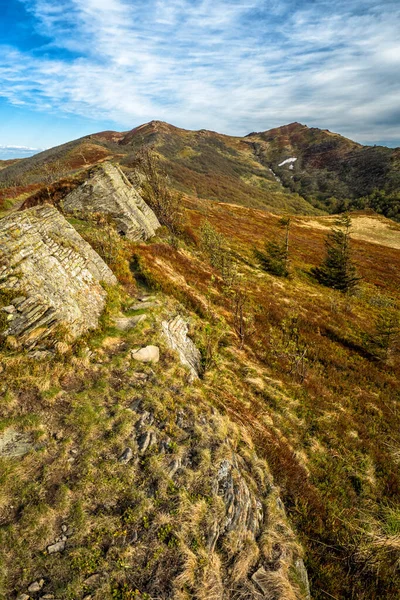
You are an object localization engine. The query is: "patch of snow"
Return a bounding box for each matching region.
[278,157,297,167]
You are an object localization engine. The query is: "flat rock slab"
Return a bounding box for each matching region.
[0,428,33,458]
[114,314,147,331]
[131,345,159,363]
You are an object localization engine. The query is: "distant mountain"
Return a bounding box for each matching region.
[247,122,400,219]
[1,120,398,219]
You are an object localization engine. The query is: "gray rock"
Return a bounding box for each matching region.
[0,428,33,458]
[28,580,44,593]
[60,162,160,241]
[295,558,311,600]
[47,540,65,554]
[114,314,146,331]
[131,345,159,363]
[118,447,133,464]
[1,305,15,313]
[130,301,158,310]
[17,595,30,600]
[83,573,101,587]
[162,316,201,381]
[137,430,157,453]
[0,205,117,347]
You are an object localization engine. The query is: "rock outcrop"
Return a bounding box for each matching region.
[162,315,201,380]
[60,162,160,240]
[115,399,309,600]
[0,205,117,347]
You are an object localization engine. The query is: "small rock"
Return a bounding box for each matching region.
[131,345,159,363]
[130,301,157,310]
[137,430,157,453]
[61,524,67,533]
[114,314,147,331]
[47,540,65,554]
[1,305,15,314]
[28,580,44,593]
[28,350,53,361]
[17,594,30,600]
[118,447,133,464]
[40,595,55,599]
[0,428,33,458]
[84,573,101,587]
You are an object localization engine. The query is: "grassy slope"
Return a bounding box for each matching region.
[0,170,399,599]
[132,201,400,599]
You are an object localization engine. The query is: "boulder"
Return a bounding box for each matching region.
[131,345,159,363]
[0,205,117,347]
[60,162,160,241]
[162,316,201,380]
[0,428,33,458]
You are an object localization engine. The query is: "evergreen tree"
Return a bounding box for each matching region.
[312,214,360,293]
[255,217,291,277]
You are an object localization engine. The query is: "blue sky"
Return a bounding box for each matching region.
[1,0,399,158]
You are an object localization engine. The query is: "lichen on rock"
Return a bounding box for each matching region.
[60,161,161,240]
[0,205,117,347]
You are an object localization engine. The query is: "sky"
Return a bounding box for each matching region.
[0,0,399,159]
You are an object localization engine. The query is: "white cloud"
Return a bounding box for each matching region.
[1,0,399,143]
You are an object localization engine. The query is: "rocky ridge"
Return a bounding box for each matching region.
[60,162,161,240]
[0,205,116,347]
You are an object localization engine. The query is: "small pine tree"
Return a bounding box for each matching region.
[254,217,291,277]
[312,214,360,293]
[368,309,400,361]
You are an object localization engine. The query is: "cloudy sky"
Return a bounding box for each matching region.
[1,0,399,158]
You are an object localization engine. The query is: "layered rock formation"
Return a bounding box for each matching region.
[60,162,161,240]
[162,315,201,380]
[0,205,116,347]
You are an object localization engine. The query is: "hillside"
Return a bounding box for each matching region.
[0,141,399,600]
[247,123,400,219]
[1,121,398,221]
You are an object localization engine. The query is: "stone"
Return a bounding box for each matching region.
[60,162,160,241]
[118,447,133,463]
[1,305,15,313]
[295,558,311,600]
[47,540,65,554]
[137,430,157,453]
[130,301,158,310]
[17,595,30,600]
[131,345,159,363]
[40,595,56,599]
[83,573,101,587]
[114,314,146,331]
[162,316,201,380]
[0,428,33,458]
[28,580,44,593]
[0,205,117,347]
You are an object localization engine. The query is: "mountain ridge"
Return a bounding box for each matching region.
[0,120,399,221]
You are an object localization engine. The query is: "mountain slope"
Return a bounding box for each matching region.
[247,122,400,218]
[0,120,398,220]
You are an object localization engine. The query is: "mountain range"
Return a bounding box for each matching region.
[1,121,399,221]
